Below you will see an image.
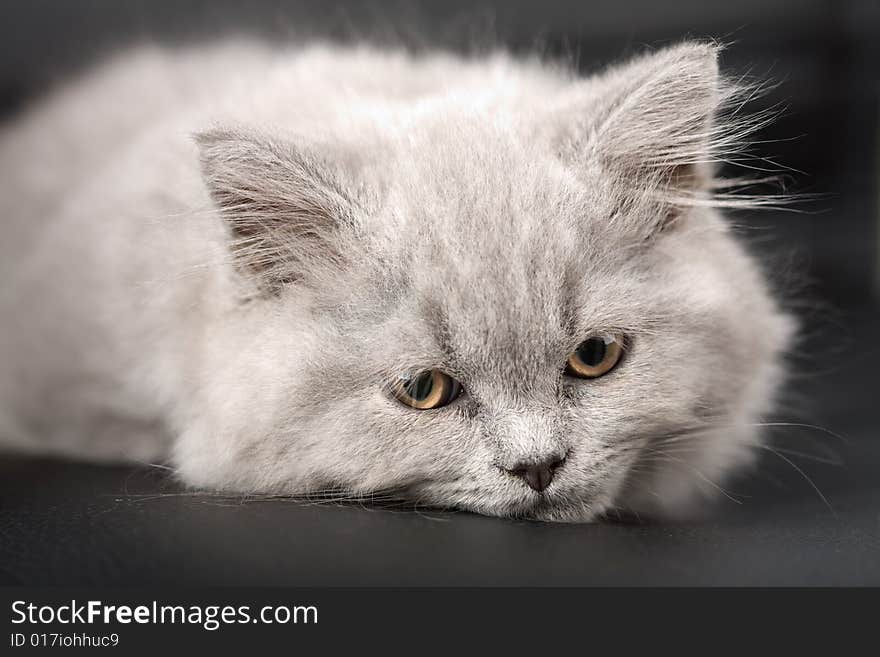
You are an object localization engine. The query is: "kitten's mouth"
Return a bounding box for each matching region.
[354,484,609,523]
[391,456,629,523]
[475,482,613,523]
[502,498,607,523]
[496,459,634,522]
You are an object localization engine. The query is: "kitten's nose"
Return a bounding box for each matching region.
[507,456,565,492]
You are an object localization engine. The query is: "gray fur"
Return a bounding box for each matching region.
[0,41,794,521]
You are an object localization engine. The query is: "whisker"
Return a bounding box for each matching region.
[757,444,843,466]
[758,445,836,515]
[751,422,850,445]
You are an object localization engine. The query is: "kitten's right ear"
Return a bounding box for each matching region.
[196,128,363,294]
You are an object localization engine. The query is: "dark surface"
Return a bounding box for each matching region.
[1,308,878,587]
[0,459,876,586]
[0,1,878,586]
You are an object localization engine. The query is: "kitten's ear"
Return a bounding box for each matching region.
[196,128,362,293]
[551,42,726,227]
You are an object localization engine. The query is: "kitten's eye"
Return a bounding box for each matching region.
[565,335,624,379]
[391,369,462,410]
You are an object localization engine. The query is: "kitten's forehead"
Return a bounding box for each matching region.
[387,116,625,253]
[368,117,651,390]
[416,240,575,363]
[387,135,592,384]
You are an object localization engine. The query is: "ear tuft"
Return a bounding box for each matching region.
[549,41,762,231]
[590,42,720,182]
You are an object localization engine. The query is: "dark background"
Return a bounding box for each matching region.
[0,0,878,586]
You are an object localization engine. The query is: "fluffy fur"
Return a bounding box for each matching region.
[0,41,794,521]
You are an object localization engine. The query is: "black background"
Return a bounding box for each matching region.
[0,1,878,586]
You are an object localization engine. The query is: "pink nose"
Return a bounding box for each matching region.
[507,457,565,492]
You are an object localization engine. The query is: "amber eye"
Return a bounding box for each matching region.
[565,335,624,379]
[391,369,462,410]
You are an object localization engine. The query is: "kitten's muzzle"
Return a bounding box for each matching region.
[505,455,566,492]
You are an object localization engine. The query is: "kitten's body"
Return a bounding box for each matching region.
[0,41,793,521]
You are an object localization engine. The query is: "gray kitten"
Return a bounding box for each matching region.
[0,41,794,521]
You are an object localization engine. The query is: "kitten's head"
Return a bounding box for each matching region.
[182,42,794,521]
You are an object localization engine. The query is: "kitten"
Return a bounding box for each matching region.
[0,40,794,522]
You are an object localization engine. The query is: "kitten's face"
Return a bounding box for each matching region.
[273,138,787,522]
[186,43,793,522]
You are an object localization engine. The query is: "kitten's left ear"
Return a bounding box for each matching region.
[549,42,727,227]
[197,128,365,294]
